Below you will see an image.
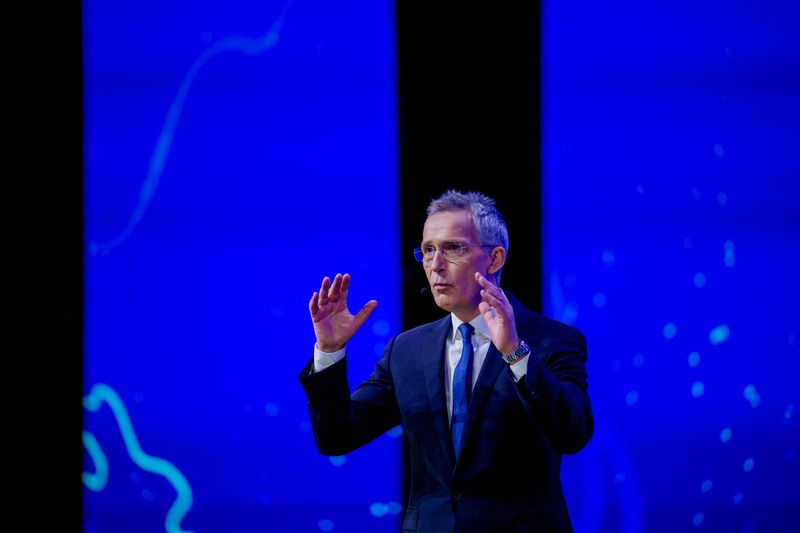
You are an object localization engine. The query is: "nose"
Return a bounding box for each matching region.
[430,248,446,271]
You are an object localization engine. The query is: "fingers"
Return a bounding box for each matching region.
[339,273,351,302]
[353,300,378,329]
[310,273,377,339]
[479,290,504,318]
[476,272,502,300]
[480,287,502,305]
[318,276,331,305]
[475,272,504,299]
[318,273,347,305]
[329,273,344,302]
[314,273,351,312]
[476,272,509,319]
[478,301,496,319]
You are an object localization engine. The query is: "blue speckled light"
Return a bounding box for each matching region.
[694,272,706,289]
[709,324,730,345]
[626,391,639,405]
[329,456,346,467]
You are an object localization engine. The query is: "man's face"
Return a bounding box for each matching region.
[421,210,494,320]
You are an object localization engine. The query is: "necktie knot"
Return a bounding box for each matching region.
[458,323,474,344]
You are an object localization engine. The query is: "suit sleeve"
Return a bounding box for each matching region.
[513,328,594,454]
[298,336,402,456]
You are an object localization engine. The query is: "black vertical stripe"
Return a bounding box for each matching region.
[11,0,83,530]
[396,0,542,512]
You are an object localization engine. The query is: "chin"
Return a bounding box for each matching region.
[433,295,452,312]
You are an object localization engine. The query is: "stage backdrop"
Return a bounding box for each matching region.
[542,1,800,532]
[83,1,402,531]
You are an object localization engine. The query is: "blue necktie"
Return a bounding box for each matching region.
[452,323,474,458]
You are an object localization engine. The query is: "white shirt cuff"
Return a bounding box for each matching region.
[508,355,529,382]
[313,345,346,373]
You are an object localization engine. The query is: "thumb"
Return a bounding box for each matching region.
[352,300,378,330]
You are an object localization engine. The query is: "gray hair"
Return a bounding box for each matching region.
[426,190,509,284]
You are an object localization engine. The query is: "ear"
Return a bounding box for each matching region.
[487,246,506,276]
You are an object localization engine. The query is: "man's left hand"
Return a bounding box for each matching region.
[475,272,520,355]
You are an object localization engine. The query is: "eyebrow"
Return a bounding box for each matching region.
[420,240,466,247]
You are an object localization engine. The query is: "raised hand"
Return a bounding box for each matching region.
[475,272,520,355]
[309,273,378,352]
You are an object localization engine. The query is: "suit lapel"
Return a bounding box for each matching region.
[455,297,535,469]
[455,343,505,468]
[422,316,457,470]
[422,299,535,472]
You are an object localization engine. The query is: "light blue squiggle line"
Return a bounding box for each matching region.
[89,0,294,256]
[83,383,195,533]
[82,430,109,491]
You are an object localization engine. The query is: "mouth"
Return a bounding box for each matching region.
[432,283,451,289]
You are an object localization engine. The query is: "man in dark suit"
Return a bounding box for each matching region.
[299,190,593,532]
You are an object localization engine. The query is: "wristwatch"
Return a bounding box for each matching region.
[502,339,531,364]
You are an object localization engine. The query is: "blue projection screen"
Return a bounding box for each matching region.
[542,1,800,532]
[83,1,401,531]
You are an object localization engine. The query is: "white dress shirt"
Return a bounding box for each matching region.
[313,313,529,422]
[444,314,528,421]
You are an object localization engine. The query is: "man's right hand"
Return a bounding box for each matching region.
[309,273,378,352]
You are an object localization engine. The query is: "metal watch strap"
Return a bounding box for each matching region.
[502,339,530,364]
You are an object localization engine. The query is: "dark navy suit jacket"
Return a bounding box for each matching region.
[299,295,593,532]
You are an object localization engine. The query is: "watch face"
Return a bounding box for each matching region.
[503,341,530,363]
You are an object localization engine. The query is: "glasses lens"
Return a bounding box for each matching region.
[441,243,465,259]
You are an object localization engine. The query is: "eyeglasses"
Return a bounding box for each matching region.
[413,243,496,263]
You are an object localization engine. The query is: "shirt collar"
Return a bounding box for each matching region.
[450,312,490,343]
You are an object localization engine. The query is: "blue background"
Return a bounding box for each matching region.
[84,0,799,532]
[542,1,800,531]
[83,1,402,531]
